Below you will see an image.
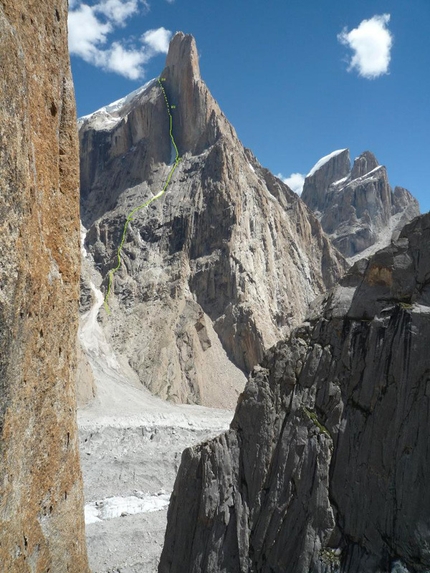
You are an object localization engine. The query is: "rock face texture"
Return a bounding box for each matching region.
[301,149,420,259]
[0,2,89,571]
[79,32,346,407]
[160,213,430,573]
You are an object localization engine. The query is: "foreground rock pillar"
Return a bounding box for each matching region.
[0,1,89,570]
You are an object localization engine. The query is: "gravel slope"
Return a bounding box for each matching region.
[78,255,233,572]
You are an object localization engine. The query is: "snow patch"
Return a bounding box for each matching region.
[362,165,383,178]
[102,79,156,116]
[248,163,255,173]
[332,165,383,191]
[80,224,88,259]
[412,304,430,314]
[84,505,102,525]
[332,176,348,187]
[307,149,348,177]
[78,78,157,129]
[78,229,120,371]
[85,493,170,524]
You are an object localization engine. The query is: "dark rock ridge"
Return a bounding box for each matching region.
[0,1,89,571]
[301,149,420,258]
[160,212,430,573]
[79,32,346,407]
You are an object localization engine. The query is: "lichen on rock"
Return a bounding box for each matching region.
[0,1,89,570]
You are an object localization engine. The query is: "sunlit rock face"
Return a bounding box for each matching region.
[160,212,430,573]
[78,32,346,407]
[302,149,420,259]
[0,2,89,571]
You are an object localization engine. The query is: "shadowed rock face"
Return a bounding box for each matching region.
[302,150,420,258]
[78,32,346,407]
[159,213,430,573]
[0,2,89,571]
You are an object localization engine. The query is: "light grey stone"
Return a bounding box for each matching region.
[302,150,420,259]
[160,213,430,572]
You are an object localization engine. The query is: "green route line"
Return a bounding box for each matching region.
[103,77,181,313]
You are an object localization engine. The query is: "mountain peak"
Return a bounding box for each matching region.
[161,31,235,155]
[165,32,200,82]
[301,147,419,258]
[301,148,350,212]
[351,150,379,179]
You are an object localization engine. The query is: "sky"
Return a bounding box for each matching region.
[69,0,430,213]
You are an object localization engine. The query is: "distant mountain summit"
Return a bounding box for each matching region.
[301,149,420,259]
[78,32,345,407]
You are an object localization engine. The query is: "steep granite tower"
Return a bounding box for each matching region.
[0,1,89,571]
[79,33,346,407]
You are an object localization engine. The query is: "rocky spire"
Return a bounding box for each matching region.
[351,150,379,179]
[161,32,235,155]
[165,32,201,82]
[78,31,346,407]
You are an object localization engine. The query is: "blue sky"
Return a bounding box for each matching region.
[69,0,430,212]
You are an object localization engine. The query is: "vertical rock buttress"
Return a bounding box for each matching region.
[0,1,89,571]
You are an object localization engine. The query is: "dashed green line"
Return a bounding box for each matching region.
[103,77,181,313]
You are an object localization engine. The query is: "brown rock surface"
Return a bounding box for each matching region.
[0,1,89,571]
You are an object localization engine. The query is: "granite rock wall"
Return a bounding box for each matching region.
[0,1,89,570]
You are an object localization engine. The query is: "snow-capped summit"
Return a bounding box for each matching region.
[307,148,349,177]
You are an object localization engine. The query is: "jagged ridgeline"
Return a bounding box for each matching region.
[301,148,419,259]
[160,213,430,573]
[79,32,346,407]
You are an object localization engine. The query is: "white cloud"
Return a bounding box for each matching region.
[95,0,139,26]
[141,27,171,54]
[68,1,171,80]
[95,42,149,79]
[277,172,305,195]
[338,14,393,79]
[68,4,112,60]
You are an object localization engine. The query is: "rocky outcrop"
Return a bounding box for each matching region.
[0,2,89,571]
[160,213,430,573]
[301,149,420,259]
[79,33,346,407]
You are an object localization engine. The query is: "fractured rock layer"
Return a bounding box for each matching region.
[160,213,430,573]
[0,1,89,570]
